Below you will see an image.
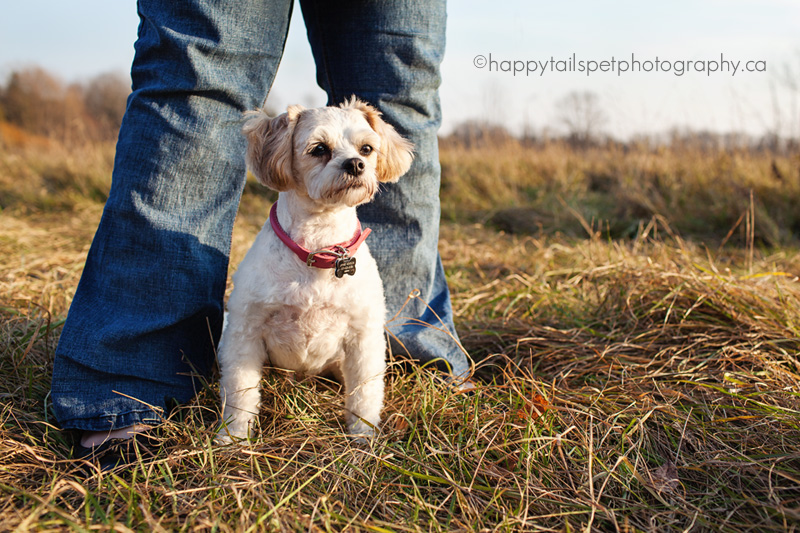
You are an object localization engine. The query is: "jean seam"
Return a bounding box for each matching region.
[259,1,294,109]
[304,2,338,104]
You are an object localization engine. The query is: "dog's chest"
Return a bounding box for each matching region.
[261,301,352,374]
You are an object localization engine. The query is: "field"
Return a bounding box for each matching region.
[2,132,800,531]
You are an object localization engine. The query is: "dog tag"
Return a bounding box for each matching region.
[334,256,357,278]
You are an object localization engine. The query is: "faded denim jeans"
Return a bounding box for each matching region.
[51,0,468,432]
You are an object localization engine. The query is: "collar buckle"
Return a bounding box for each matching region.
[306,246,349,267]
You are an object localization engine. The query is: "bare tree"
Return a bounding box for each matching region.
[0,67,65,137]
[555,91,607,147]
[776,52,799,143]
[83,72,130,139]
[442,119,514,149]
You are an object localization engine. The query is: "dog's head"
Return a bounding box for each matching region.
[243,97,414,207]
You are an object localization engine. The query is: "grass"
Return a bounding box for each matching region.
[2,134,800,531]
[439,140,800,246]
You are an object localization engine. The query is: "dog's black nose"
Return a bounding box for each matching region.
[343,158,366,176]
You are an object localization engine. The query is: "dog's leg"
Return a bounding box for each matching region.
[216,318,268,444]
[341,326,386,439]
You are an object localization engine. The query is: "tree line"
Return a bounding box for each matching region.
[2,66,796,154]
[0,67,129,144]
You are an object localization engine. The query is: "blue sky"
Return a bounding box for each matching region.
[2,0,798,139]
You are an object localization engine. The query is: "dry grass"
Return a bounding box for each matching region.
[440,141,800,246]
[0,132,113,213]
[2,136,800,531]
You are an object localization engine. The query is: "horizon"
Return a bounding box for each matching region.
[1,1,798,140]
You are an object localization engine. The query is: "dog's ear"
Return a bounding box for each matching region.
[345,98,414,183]
[243,105,304,191]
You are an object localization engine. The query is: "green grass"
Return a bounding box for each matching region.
[2,137,800,531]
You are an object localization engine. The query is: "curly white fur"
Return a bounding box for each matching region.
[217,98,414,443]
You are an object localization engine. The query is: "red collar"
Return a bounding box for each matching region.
[269,202,371,273]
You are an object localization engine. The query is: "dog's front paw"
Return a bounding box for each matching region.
[347,419,378,444]
[215,431,236,446]
[215,420,251,445]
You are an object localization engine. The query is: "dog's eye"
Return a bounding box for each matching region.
[310,143,330,157]
[359,144,373,156]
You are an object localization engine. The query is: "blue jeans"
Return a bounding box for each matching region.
[51,0,468,432]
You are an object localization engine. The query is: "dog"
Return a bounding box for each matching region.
[216,98,414,443]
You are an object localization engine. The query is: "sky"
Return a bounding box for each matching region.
[1,0,798,140]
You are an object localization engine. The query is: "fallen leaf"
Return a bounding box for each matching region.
[516,393,550,421]
[649,460,679,494]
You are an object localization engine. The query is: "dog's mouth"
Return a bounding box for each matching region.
[328,176,377,205]
[333,176,374,194]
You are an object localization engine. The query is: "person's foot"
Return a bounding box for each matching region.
[80,424,150,447]
[74,424,157,473]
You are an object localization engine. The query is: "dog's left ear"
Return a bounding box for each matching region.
[345,99,414,183]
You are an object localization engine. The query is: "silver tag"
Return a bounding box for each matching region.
[334,256,357,278]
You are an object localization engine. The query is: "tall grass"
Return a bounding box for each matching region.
[440,140,800,246]
[0,125,114,213]
[2,133,800,531]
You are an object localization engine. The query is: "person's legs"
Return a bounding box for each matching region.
[51,0,293,434]
[299,0,470,379]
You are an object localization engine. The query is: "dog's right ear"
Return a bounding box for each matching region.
[243,105,304,191]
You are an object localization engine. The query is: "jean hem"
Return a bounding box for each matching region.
[56,409,164,433]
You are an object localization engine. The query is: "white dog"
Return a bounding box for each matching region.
[216,98,414,443]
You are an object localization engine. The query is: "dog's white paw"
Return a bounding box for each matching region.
[215,432,235,446]
[215,421,250,445]
[347,419,378,444]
